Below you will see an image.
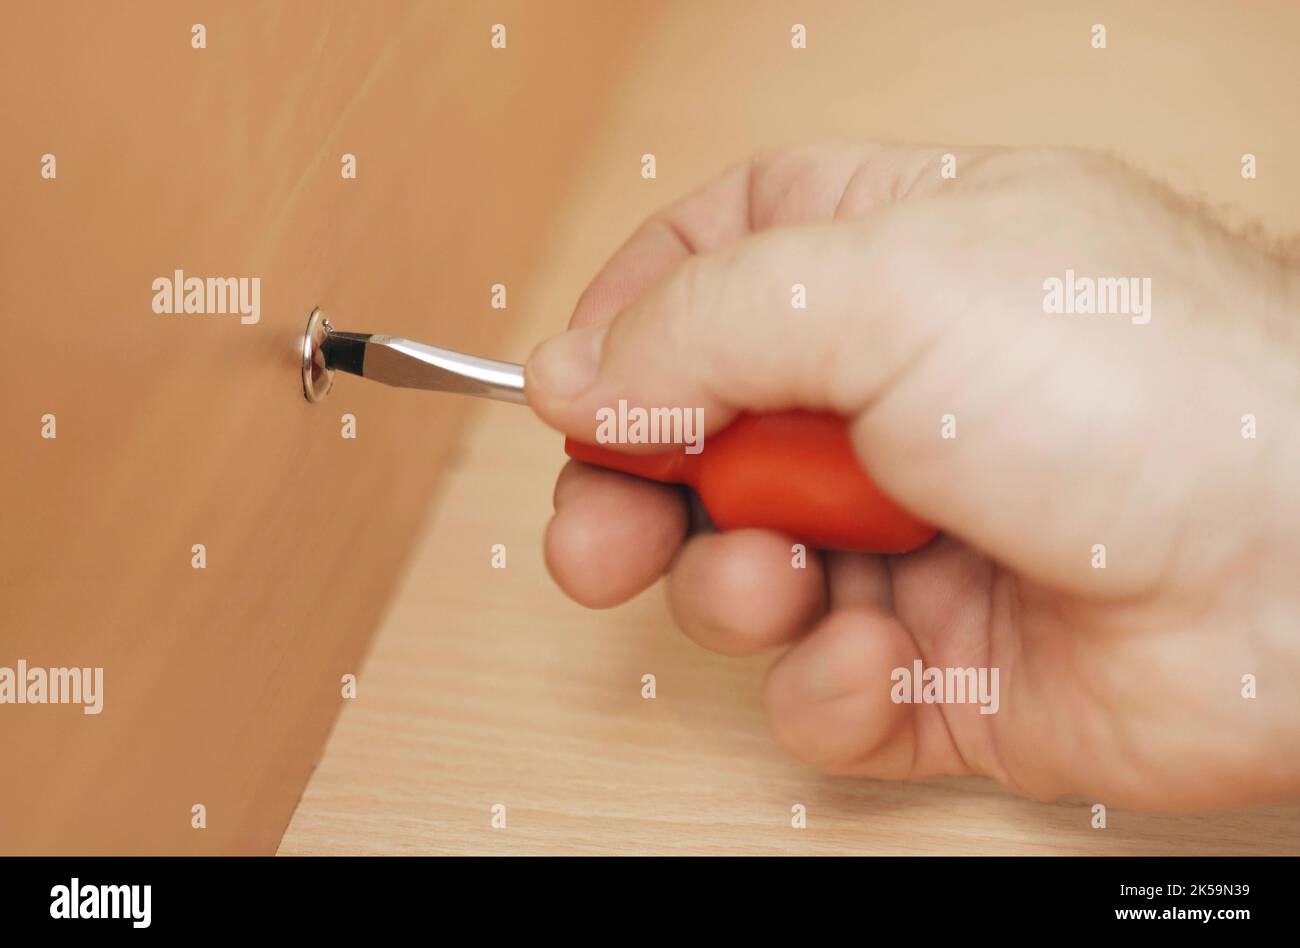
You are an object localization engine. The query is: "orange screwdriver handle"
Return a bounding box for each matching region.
[564,410,936,554]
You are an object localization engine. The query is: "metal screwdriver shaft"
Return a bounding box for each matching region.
[301,308,526,405]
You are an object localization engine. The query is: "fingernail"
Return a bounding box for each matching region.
[527,323,608,398]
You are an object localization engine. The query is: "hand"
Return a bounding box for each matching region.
[524,143,1300,810]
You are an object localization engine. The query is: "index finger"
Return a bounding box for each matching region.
[569,158,753,328]
[569,141,985,329]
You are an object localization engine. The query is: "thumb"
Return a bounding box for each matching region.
[524,215,942,444]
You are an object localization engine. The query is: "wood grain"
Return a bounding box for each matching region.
[280,1,1300,855]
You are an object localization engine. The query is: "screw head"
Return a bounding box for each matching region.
[302,307,334,402]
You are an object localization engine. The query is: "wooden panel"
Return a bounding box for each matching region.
[0,1,641,853]
[280,0,1300,854]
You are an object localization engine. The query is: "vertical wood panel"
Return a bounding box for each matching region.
[0,0,643,853]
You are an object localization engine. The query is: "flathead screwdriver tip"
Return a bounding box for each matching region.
[321,327,372,377]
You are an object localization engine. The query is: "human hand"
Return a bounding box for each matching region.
[525,143,1300,810]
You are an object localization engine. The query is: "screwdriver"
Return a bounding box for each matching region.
[303,309,936,554]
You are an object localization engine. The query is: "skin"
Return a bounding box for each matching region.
[523,143,1300,811]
